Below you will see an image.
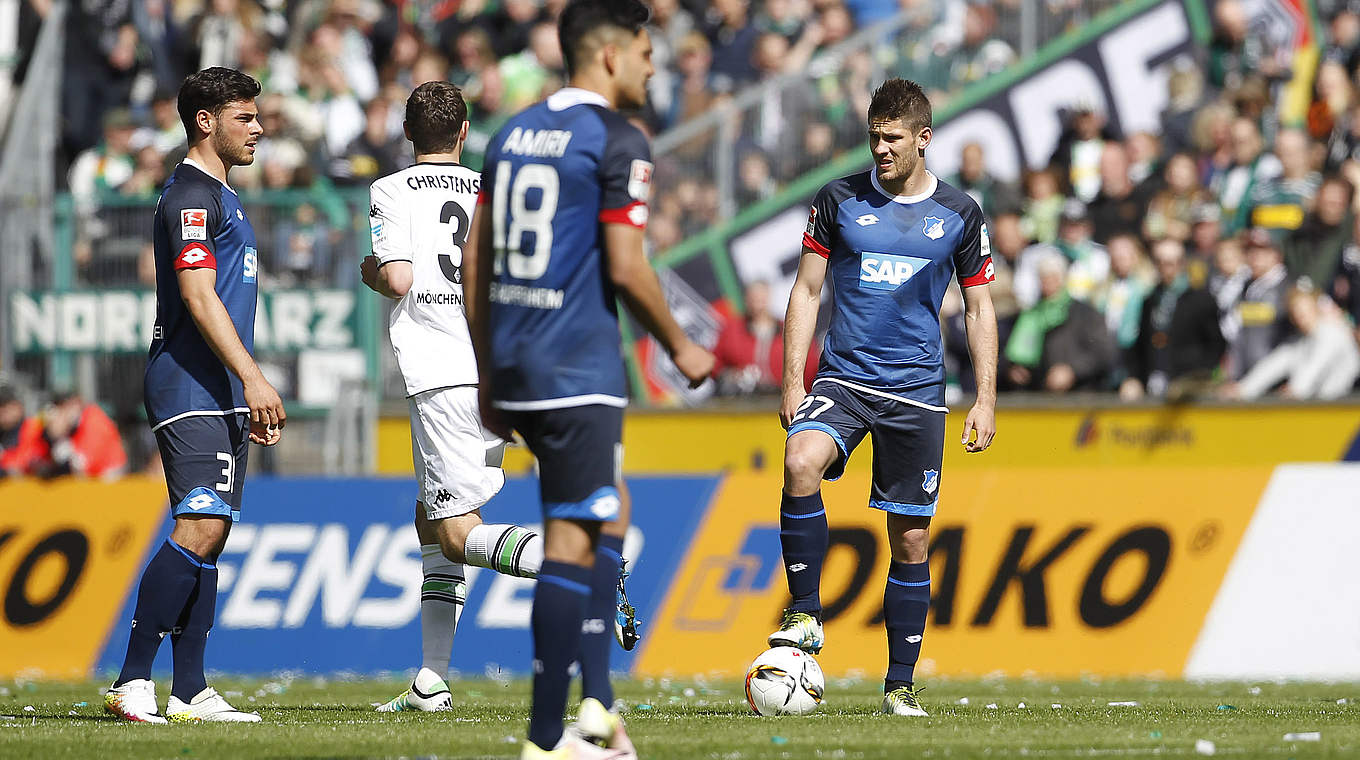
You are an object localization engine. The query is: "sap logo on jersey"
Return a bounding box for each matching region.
[859,252,932,291]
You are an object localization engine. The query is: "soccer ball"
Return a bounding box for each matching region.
[744,646,825,716]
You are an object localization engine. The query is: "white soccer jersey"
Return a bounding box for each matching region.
[369,162,481,396]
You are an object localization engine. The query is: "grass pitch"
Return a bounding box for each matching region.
[1,676,1356,758]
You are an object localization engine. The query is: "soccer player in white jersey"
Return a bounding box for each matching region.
[361,82,545,712]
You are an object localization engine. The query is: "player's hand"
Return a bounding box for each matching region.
[671,340,715,389]
[360,254,381,291]
[961,403,995,453]
[244,375,286,446]
[779,386,807,430]
[478,384,512,441]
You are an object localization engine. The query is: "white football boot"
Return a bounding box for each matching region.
[165,687,262,722]
[570,697,637,759]
[103,679,168,724]
[882,685,929,716]
[519,730,631,759]
[767,608,825,654]
[376,667,453,712]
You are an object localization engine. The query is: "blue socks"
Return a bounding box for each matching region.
[171,563,218,702]
[116,541,204,687]
[779,492,828,614]
[581,534,623,708]
[528,560,592,750]
[884,560,930,689]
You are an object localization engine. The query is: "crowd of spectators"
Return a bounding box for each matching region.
[923,0,1360,403]
[0,385,128,480]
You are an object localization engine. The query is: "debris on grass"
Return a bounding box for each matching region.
[72,702,87,707]
[1338,698,1349,705]
[22,706,33,712]
[985,703,998,710]
[1248,687,1261,696]
[1017,703,1026,709]
[958,697,969,705]
[1216,704,1237,711]
[1194,739,1216,755]
[1050,704,1062,709]
[770,736,788,745]
[1282,732,1321,742]
[1107,701,1139,707]
[1150,731,1162,739]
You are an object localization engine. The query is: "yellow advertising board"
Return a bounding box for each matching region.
[636,466,1270,678]
[0,479,167,678]
[377,404,1359,475]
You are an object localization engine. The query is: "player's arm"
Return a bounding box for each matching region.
[361,182,414,299]
[960,282,997,452]
[178,268,285,445]
[780,249,828,428]
[603,223,713,387]
[467,198,509,438]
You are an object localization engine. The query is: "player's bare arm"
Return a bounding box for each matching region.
[602,222,714,387]
[360,255,413,299]
[780,249,828,428]
[177,267,285,445]
[467,205,509,439]
[960,282,997,452]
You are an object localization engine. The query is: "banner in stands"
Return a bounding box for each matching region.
[2,452,1357,680]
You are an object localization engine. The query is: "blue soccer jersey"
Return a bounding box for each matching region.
[145,160,259,429]
[479,88,653,410]
[803,171,995,410]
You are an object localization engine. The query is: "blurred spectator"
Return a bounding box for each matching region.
[486,0,541,59]
[69,108,137,208]
[498,21,564,113]
[661,31,721,136]
[1226,289,1360,399]
[1144,153,1210,243]
[329,96,407,186]
[1162,65,1209,155]
[914,3,1014,95]
[0,386,36,479]
[949,142,1020,219]
[23,391,127,480]
[1227,230,1290,378]
[1014,200,1109,309]
[705,0,760,90]
[1122,239,1226,400]
[1126,131,1164,188]
[1089,142,1151,244]
[646,0,697,120]
[1284,175,1354,290]
[1209,236,1251,336]
[712,281,814,395]
[735,149,777,209]
[1020,168,1064,244]
[1207,0,1284,91]
[1311,59,1355,169]
[1248,128,1322,241]
[1098,234,1154,351]
[1215,117,1281,235]
[60,0,139,168]
[1005,251,1117,392]
[986,211,1028,321]
[1188,202,1225,262]
[1050,105,1111,203]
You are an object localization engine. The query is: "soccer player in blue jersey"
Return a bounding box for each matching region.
[104,67,284,724]
[769,78,999,717]
[468,1,713,756]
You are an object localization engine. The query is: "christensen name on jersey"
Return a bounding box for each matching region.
[803,170,995,411]
[370,161,482,396]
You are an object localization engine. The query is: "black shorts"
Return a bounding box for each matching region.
[503,404,623,522]
[154,412,249,522]
[786,380,944,516]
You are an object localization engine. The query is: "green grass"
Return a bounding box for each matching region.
[1,677,1356,758]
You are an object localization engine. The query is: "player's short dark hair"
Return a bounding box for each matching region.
[868,78,932,133]
[405,81,467,154]
[558,0,651,76]
[177,67,262,139]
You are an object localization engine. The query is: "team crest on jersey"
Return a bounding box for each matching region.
[181,209,207,240]
[922,216,945,240]
[922,469,939,494]
[627,159,653,201]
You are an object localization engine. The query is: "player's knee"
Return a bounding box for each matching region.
[784,444,831,486]
[171,514,230,560]
[435,513,482,562]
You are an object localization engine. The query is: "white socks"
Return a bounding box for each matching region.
[419,544,465,678]
[464,524,543,578]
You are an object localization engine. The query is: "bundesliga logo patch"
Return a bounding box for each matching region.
[181,208,207,240]
[627,159,653,201]
[806,206,817,236]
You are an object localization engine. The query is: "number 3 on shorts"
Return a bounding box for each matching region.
[791,395,834,424]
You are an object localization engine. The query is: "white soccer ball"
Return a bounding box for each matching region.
[744,646,825,716]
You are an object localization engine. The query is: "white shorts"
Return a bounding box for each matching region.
[409,386,506,520]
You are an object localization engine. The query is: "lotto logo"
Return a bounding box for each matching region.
[177,244,214,269]
[186,494,217,511]
[181,208,207,241]
[859,251,932,291]
[181,249,208,265]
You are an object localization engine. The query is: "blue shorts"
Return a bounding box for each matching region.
[786,380,944,516]
[153,412,249,522]
[504,405,623,522]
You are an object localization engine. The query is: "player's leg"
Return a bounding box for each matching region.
[510,406,630,758]
[771,384,870,653]
[870,403,944,717]
[164,413,258,723]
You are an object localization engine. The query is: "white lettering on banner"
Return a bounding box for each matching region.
[1098,2,1189,136]
[254,290,355,351]
[1007,60,1110,171]
[216,523,422,630]
[928,109,1023,183]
